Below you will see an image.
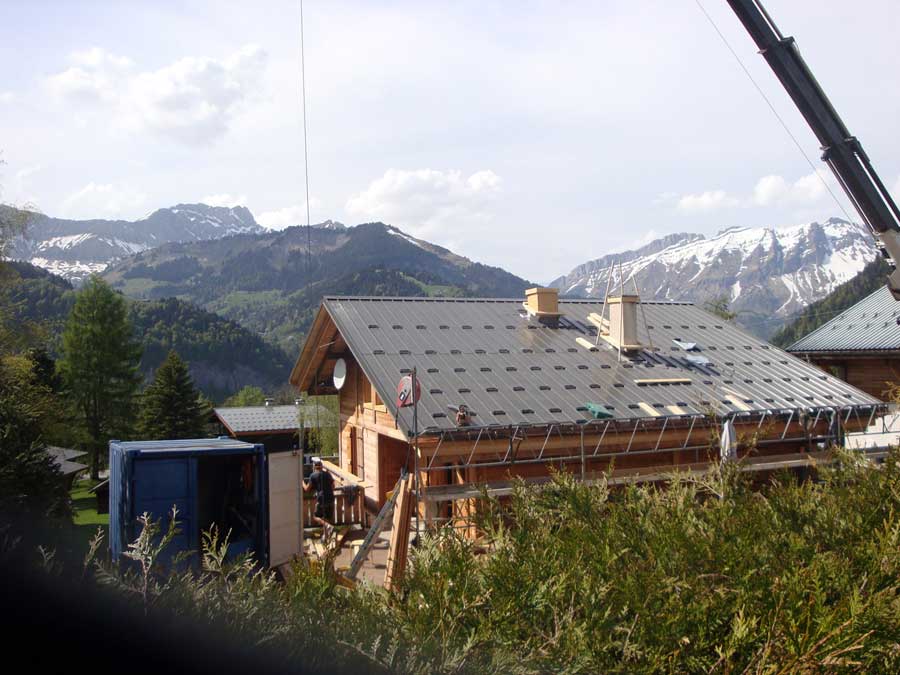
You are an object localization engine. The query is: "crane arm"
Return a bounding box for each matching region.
[726,0,900,297]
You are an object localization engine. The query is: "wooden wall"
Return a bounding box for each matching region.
[337,356,409,509]
[808,355,900,401]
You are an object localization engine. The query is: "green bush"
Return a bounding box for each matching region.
[17,449,900,674]
[395,454,900,673]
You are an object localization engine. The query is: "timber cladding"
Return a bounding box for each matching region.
[840,358,899,401]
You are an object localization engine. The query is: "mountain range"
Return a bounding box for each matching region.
[550,218,877,336]
[9,202,882,344]
[7,203,264,282]
[101,220,533,352]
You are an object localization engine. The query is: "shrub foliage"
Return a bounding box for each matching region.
[21,450,900,673]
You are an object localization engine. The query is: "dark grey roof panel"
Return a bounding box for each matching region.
[788,286,900,353]
[323,296,880,436]
[214,404,334,433]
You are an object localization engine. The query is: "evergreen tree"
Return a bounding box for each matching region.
[136,350,209,440]
[222,384,267,407]
[0,352,71,527]
[702,294,737,321]
[59,276,142,479]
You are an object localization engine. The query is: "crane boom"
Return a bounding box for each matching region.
[726,0,900,297]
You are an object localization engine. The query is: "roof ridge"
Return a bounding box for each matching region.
[323,295,695,306]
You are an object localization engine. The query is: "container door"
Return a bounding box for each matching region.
[268,450,302,566]
[109,445,127,558]
[131,457,195,560]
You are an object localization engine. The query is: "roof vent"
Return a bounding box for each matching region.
[523,287,562,326]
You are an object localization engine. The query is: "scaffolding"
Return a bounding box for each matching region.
[414,402,890,514]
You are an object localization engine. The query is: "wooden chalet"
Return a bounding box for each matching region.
[290,287,884,527]
[788,285,900,401]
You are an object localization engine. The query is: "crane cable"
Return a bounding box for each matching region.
[300,0,324,453]
[300,0,312,274]
[692,0,855,226]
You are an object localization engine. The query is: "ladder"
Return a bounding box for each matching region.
[345,476,403,580]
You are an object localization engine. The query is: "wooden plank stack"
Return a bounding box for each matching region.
[384,474,413,592]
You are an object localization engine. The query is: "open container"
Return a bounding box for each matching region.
[109,438,269,568]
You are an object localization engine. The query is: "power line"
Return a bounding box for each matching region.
[692,0,855,225]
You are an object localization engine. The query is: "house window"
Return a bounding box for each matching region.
[361,376,373,406]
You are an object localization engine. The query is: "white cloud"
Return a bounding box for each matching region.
[345,169,502,240]
[60,182,147,219]
[676,190,739,213]
[891,176,900,203]
[652,191,678,206]
[45,44,267,144]
[753,170,832,206]
[46,47,132,103]
[15,165,42,182]
[671,171,838,215]
[201,193,247,208]
[257,199,323,230]
[70,46,133,70]
[0,91,14,104]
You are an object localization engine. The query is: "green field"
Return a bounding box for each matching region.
[67,478,108,556]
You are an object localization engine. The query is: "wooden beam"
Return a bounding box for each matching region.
[322,460,374,490]
[637,402,662,417]
[634,378,692,385]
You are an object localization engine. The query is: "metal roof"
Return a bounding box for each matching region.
[788,286,900,353]
[213,403,334,434]
[44,446,88,476]
[45,446,87,462]
[110,438,259,455]
[320,296,880,436]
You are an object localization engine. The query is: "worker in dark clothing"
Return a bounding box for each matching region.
[303,458,335,540]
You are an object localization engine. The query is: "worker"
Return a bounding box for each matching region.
[303,458,335,541]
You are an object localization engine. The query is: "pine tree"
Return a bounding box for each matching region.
[59,276,142,479]
[136,350,209,440]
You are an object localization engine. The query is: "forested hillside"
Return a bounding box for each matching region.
[104,222,533,351]
[4,262,292,400]
[771,257,893,347]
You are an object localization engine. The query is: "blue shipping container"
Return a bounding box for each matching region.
[109,438,268,567]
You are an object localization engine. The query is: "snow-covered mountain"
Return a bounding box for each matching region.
[8,203,264,282]
[550,218,878,337]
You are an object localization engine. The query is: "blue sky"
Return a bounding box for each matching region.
[2,0,899,282]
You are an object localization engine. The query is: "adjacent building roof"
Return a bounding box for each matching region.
[45,446,88,476]
[213,403,335,435]
[788,286,900,354]
[292,296,880,436]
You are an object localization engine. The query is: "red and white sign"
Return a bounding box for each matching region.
[396,374,421,408]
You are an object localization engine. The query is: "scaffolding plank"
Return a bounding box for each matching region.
[385,475,412,591]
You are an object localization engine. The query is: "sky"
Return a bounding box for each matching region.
[1,0,899,283]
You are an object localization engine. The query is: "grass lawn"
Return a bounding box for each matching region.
[65,478,109,557]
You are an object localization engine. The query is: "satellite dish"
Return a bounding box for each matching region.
[333,358,347,390]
